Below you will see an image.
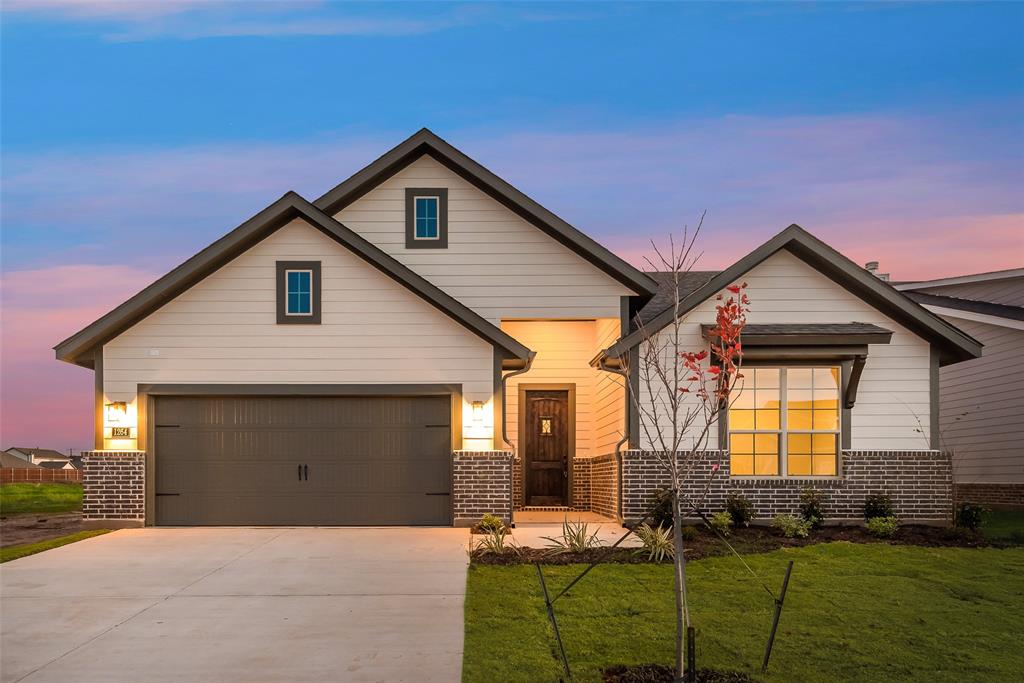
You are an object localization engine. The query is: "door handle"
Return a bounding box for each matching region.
[298,464,302,481]
[304,464,309,481]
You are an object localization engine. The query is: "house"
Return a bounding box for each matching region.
[3,447,72,468]
[38,460,78,471]
[893,268,1024,508]
[0,451,42,469]
[54,129,981,528]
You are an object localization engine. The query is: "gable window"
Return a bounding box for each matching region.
[286,270,312,315]
[729,366,839,477]
[405,188,448,249]
[276,261,321,324]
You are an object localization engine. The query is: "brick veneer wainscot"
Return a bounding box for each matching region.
[452,450,514,526]
[613,449,953,524]
[82,450,145,526]
[955,483,1024,508]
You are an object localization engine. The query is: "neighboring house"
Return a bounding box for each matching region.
[893,268,1024,508]
[38,460,78,471]
[54,129,981,529]
[3,447,72,468]
[1,451,42,469]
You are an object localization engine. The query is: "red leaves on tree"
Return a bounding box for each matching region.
[677,283,749,406]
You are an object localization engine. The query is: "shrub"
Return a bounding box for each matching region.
[634,523,675,562]
[863,492,894,521]
[650,487,675,529]
[725,492,755,527]
[955,503,989,531]
[772,513,812,539]
[543,518,604,554]
[474,527,518,555]
[709,511,733,537]
[866,516,899,539]
[799,487,827,529]
[478,513,506,534]
[680,525,699,542]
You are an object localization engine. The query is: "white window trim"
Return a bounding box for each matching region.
[284,269,314,317]
[412,195,441,241]
[729,366,841,478]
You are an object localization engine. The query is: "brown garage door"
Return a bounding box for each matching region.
[154,395,452,526]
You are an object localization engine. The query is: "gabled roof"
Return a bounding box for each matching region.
[598,224,983,366]
[54,192,533,367]
[903,292,1024,322]
[1,451,41,468]
[895,267,1024,291]
[313,128,659,298]
[6,447,67,460]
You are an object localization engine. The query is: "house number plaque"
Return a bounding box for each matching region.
[110,427,131,438]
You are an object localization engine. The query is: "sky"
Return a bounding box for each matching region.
[1,1,1022,452]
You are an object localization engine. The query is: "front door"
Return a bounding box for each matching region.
[523,389,571,506]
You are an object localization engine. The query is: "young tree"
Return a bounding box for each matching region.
[629,220,749,682]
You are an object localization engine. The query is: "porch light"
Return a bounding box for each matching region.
[105,401,127,424]
[471,400,484,423]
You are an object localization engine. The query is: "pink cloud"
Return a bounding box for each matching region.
[1,265,158,451]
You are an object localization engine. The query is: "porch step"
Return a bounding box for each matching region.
[521,506,573,512]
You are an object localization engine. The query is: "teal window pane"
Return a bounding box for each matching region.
[286,270,312,314]
[414,197,439,238]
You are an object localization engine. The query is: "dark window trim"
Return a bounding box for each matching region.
[276,261,321,324]
[405,188,448,249]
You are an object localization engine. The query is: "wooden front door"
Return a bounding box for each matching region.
[523,388,571,506]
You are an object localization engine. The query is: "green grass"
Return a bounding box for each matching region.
[0,482,82,515]
[0,529,111,563]
[464,543,1024,682]
[983,509,1024,543]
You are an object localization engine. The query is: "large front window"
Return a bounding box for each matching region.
[729,366,840,477]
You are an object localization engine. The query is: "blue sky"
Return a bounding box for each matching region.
[1,1,1022,450]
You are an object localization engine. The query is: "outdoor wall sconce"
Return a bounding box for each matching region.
[471,400,484,423]
[105,401,127,424]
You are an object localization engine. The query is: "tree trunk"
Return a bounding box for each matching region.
[672,489,689,682]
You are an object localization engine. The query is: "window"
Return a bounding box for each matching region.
[729,366,840,477]
[285,270,312,315]
[414,196,439,240]
[276,261,321,324]
[405,188,448,248]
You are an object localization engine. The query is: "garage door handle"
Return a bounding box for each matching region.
[304,464,309,481]
[297,464,302,481]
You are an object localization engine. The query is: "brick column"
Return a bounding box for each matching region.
[81,450,145,528]
[452,450,513,527]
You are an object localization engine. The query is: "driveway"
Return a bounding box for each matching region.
[0,527,470,682]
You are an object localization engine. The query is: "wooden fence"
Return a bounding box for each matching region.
[0,468,82,484]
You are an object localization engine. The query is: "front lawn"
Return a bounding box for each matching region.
[464,543,1024,682]
[0,482,82,515]
[0,529,110,563]
[983,508,1024,544]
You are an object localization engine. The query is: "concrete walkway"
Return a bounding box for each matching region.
[0,527,470,683]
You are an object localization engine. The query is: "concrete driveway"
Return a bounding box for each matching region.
[1,527,470,682]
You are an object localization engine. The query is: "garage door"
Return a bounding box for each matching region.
[154,395,452,526]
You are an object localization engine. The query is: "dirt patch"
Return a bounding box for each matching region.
[1,513,84,547]
[471,523,990,565]
[603,664,755,682]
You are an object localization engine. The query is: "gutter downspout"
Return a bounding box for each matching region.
[501,352,536,526]
[597,355,630,523]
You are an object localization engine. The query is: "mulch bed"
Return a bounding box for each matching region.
[604,664,755,682]
[0,513,84,547]
[471,523,990,565]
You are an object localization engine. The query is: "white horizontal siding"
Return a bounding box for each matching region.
[103,218,495,428]
[502,320,618,459]
[639,249,934,451]
[594,318,627,455]
[335,155,634,322]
